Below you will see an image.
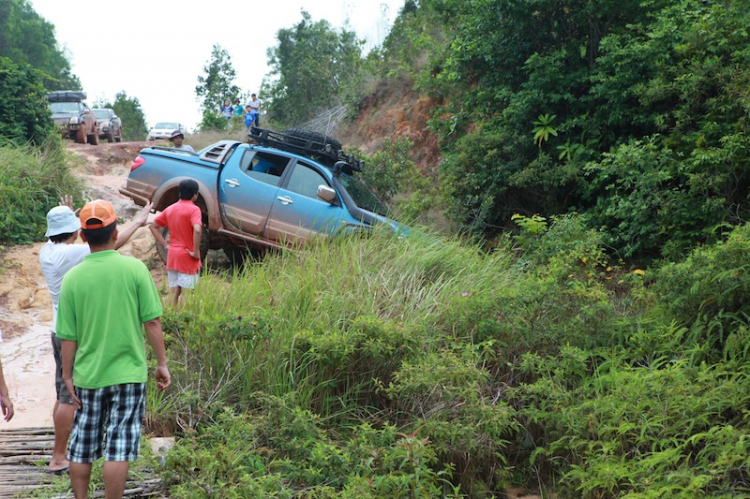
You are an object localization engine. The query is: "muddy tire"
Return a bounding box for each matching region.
[87,132,99,145]
[107,132,115,143]
[115,130,122,143]
[75,128,87,144]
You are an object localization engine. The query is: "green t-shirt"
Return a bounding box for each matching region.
[56,250,162,389]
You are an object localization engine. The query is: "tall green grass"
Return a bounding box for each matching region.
[0,136,81,245]
[148,218,750,497]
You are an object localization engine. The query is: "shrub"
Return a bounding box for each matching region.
[0,137,80,245]
[654,224,750,328]
[0,56,55,144]
[165,400,461,498]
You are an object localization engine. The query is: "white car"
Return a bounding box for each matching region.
[147,122,187,141]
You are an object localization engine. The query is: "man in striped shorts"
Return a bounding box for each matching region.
[57,200,171,499]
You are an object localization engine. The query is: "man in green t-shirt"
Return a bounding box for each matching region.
[57,200,170,499]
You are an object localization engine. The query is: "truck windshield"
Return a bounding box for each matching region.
[338,174,388,217]
[50,102,80,113]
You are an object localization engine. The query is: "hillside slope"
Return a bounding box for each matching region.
[339,76,442,176]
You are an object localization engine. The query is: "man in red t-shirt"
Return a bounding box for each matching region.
[150,179,202,306]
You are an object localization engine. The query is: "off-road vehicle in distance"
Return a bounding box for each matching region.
[47,91,99,145]
[92,108,123,143]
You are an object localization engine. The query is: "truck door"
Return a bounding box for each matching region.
[219,149,292,236]
[263,160,346,245]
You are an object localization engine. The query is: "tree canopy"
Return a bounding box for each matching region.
[262,10,364,126]
[0,0,80,89]
[405,0,750,259]
[0,56,54,144]
[195,44,241,131]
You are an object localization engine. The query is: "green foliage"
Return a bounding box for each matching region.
[198,108,228,133]
[144,217,750,497]
[371,0,446,80]
[263,11,364,126]
[425,0,750,259]
[532,114,558,148]
[195,44,241,130]
[358,137,434,220]
[0,56,55,143]
[0,0,80,90]
[112,91,149,142]
[165,402,459,498]
[654,224,750,329]
[0,137,80,245]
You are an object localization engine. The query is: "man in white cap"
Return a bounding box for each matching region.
[169,130,195,153]
[39,197,152,474]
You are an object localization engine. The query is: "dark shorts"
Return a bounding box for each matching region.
[69,383,146,463]
[51,332,74,405]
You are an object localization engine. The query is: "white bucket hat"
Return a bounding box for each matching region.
[45,206,81,238]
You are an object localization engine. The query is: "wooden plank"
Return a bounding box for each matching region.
[0,427,165,498]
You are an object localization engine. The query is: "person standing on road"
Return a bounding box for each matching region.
[244,105,254,132]
[169,130,195,153]
[58,199,170,499]
[220,99,233,121]
[0,357,14,423]
[248,93,261,127]
[149,179,203,307]
[40,196,152,474]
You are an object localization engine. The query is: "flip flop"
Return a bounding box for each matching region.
[47,466,69,475]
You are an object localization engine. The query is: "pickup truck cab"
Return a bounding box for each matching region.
[120,128,398,261]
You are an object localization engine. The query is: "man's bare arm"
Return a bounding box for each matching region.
[187,224,202,260]
[115,202,153,250]
[143,318,171,391]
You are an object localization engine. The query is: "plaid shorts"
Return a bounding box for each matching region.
[69,383,146,463]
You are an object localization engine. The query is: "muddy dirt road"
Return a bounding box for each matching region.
[0,141,163,429]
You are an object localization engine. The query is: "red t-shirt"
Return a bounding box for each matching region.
[154,199,202,274]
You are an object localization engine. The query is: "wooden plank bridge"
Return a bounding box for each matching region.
[0,427,163,498]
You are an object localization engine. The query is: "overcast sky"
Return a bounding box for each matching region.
[30,0,405,133]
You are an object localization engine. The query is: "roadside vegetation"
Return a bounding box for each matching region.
[142,219,750,498]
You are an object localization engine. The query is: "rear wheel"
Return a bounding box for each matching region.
[87,132,99,145]
[75,128,86,144]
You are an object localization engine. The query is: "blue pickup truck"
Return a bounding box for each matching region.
[120,128,398,261]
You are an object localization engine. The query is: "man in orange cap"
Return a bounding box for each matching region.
[57,200,170,499]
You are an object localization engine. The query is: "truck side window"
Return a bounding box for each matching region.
[240,151,289,186]
[286,163,329,200]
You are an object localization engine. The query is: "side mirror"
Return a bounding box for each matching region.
[317,185,337,204]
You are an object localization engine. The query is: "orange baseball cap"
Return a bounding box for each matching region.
[79,200,117,229]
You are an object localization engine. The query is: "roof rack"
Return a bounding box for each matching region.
[47,91,87,103]
[248,126,363,175]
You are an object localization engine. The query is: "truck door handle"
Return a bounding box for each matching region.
[277,195,293,205]
[225,178,240,187]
